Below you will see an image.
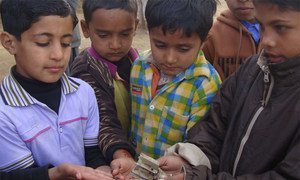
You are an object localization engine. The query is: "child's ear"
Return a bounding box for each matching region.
[0,32,17,55]
[80,20,90,38]
[199,36,208,50]
[135,19,139,31]
[133,19,139,36]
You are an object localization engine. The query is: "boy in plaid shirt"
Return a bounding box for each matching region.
[129,0,221,159]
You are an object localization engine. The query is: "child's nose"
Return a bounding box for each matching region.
[109,37,122,50]
[50,44,64,61]
[261,33,276,49]
[165,49,177,64]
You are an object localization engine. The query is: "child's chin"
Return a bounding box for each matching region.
[40,76,61,83]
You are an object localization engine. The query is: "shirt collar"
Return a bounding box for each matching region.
[143,50,212,80]
[87,46,138,78]
[241,20,260,43]
[0,71,79,107]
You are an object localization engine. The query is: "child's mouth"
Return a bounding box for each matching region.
[267,54,287,63]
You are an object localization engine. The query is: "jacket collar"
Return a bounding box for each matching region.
[257,50,300,86]
[0,71,79,107]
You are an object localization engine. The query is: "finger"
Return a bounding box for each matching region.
[75,172,82,180]
[81,172,113,180]
[95,169,113,177]
[114,173,126,180]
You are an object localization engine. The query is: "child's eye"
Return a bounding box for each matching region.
[155,43,166,49]
[61,43,71,48]
[274,25,287,32]
[178,46,190,53]
[35,42,49,47]
[98,33,108,38]
[121,33,130,37]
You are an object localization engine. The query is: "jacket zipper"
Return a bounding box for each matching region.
[232,65,274,176]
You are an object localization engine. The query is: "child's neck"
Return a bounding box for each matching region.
[12,66,61,114]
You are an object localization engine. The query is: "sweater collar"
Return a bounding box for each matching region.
[87,46,138,78]
[0,69,79,107]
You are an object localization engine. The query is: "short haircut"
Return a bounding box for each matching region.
[253,0,300,11]
[82,0,138,23]
[145,0,217,41]
[0,0,78,41]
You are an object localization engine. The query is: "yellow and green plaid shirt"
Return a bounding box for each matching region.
[130,50,221,158]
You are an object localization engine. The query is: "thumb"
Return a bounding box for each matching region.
[75,172,83,180]
[110,161,121,175]
[158,156,168,167]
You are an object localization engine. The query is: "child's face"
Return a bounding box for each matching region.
[255,3,300,63]
[225,0,256,23]
[149,27,202,77]
[1,15,73,83]
[81,8,138,62]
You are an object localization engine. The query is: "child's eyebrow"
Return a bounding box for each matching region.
[120,28,134,32]
[269,19,291,25]
[33,32,73,38]
[152,38,192,46]
[152,38,165,43]
[95,28,134,33]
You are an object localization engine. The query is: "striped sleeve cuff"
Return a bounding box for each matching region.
[0,154,35,172]
[84,137,98,147]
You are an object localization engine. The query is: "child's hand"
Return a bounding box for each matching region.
[110,157,136,179]
[158,155,186,180]
[158,155,185,174]
[49,163,113,180]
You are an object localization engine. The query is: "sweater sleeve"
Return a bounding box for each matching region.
[70,56,135,163]
[0,165,50,180]
[85,72,135,162]
[84,146,108,168]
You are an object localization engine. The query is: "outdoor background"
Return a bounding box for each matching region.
[0,1,227,80]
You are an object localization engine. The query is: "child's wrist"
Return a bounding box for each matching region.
[113,149,133,160]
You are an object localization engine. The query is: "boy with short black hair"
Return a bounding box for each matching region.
[110,0,221,176]
[69,0,138,164]
[158,0,300,179]
[129,0,221,159]
[0,0,112,179]
[203,0,262,80]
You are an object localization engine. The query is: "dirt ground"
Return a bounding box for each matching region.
[0,2,226,80]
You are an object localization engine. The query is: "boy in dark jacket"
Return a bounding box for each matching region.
[203,0,262,80]
[157,0,300,179]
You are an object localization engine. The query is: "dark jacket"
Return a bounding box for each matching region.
[70,49,135,163]
[203,10,262,80]
[186,53,300,179]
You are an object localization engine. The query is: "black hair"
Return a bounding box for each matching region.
[253,0,300,11]
[0,0,78,41]
[145,0,217,41]
[82,0,138,23]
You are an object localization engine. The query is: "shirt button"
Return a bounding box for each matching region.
[149,105,155,110]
